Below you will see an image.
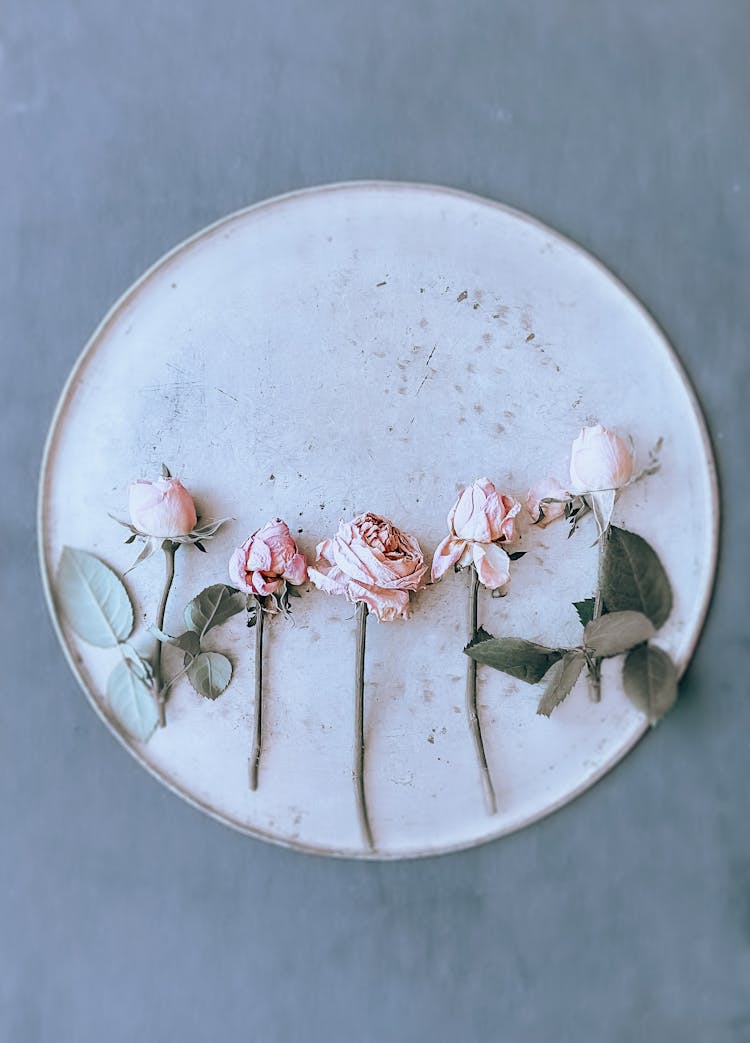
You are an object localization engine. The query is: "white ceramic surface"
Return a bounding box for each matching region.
[38,182,718,859]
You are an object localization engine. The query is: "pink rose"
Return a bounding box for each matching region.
[128,477,197,538]
[525,477,569,527]
[569,424,634,492]
[308,512,427,621]
[229,519,308,597]
[431,478,520,590]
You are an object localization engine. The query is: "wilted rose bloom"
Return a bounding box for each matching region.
[525,476,569,527]
[229,519,308,597]
[128,477,197,538]
[431,478,520,590]
[569,424,634,492]
[308,513,426,621]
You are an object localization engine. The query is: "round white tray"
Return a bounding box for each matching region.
[39,182,718,858]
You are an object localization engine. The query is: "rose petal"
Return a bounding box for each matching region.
[252,571,280,596]
[307,564,349,598]
[128,477,197,538]
[283,552,308,586]
[355,586,410,622]
[569,425,634,492]
[525,478,567,527]
[472,542,511,590]
[452,484,492,542]
[431,536,468,581]
[228,546,253,594]
[246,537,273,572]
[498,497,521,542]
[474,477,497,498]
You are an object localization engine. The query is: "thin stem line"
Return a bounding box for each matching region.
[249,598,264,791]
[353,601,374,851]
[156,659,192,701]
[590,529,608,702]
[466,566,497,815]
[153,542,177,727]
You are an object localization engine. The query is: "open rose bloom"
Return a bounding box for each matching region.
[309,513,427,621]
[431,478,520,590]
[229,519,308,598]
[128,477,197,538]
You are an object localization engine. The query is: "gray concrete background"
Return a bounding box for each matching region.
[3,2,748,1040]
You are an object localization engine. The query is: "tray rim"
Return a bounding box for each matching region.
[36,179,721,860]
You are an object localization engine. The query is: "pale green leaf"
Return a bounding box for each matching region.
[57,547,134,648]
[584,611,656,658]
[623,644,679,723]
[106,660,159,742]
[184,584,246,637]
[600,527,673,627]
[537,651,586,717]
[186,651,232,700]
[464,627,563,684]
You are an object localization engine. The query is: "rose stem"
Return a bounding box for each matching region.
[354,600,374,851]
[467,565,497,815]
[154,541,177,727]
[589,529,609,702]
[249,597,264,791]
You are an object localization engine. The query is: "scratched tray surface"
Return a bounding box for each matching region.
[39,182,717,858]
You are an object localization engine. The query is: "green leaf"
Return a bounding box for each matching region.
[57,547,134,648]
[599,527,673,628]
[106,660,159,742]
[537,651,586,717]
[186,651,232,700]
[151,627,201,657]
[584,611,656,658]
[573,598,596,627]
[464,628,563,683]
[184,584,246,637]
[622,644,679,723]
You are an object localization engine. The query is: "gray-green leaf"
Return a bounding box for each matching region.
[106,660,159,741]
[57,547,134,648]
[186,651,232,700]
[599,526,673,628]
[573,598,596,627]
[151,627,201,657]
[584,611,656,658]
[184,584,246,637]
[464,628,563,684]
[622,644,679,723]
[537,651,586,717]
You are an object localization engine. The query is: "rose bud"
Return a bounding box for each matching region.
[569,424,634,493]
[431,478,520,590]
[308,512,426,621]
[525,477,569,527]
[229,519,308,597]
[128,476,198,538]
